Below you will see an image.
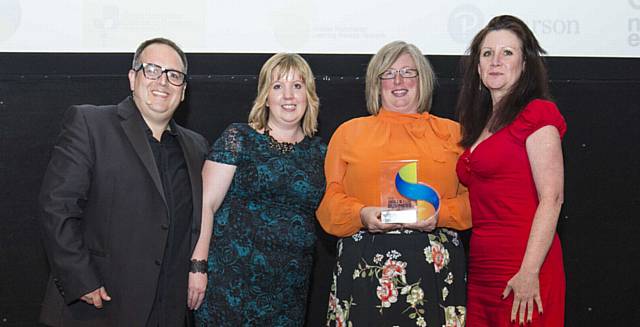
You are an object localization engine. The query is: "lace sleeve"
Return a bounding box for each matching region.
[206,123,245,165]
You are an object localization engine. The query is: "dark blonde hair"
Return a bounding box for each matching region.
[248,53,320,137]
[365,41,435,115]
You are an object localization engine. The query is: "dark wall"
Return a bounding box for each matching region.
[0,53,639,326]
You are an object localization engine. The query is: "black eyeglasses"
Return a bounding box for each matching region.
[379,68,419,80]
[135,63,187,86]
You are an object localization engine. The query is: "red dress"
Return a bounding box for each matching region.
[456,99,567,327]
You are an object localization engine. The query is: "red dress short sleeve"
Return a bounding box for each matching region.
[508,99,567,142]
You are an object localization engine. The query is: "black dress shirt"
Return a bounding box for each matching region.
[145,122,193,327]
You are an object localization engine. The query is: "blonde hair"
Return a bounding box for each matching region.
[365,41,435,115]
[248,53,320,137]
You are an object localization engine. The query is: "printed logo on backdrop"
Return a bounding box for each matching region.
[92,6,121,33]
[527,18,579,36]
[629,0,640,47]
[271,1,312,50]
[0,0,21,42]
[83,1,206,50]
[448,5,484,44]
[84,3,122,48]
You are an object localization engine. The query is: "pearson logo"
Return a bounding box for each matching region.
[448,5,484,44]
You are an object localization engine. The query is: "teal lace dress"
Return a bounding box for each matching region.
[195,123,326,326]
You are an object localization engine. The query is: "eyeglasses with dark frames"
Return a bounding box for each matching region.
[379,68,419,80]
[135,62,187,86]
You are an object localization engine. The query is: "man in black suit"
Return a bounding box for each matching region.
[39,37,208,326]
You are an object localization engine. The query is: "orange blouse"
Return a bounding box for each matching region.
[316,109,472,237]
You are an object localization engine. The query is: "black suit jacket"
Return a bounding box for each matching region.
[39,97,208,326]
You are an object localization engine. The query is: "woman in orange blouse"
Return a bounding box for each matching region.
[317,41,471,326]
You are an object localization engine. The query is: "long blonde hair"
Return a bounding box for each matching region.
[248,53,320,137]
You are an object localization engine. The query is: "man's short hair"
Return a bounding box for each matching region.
[131,37,188,73]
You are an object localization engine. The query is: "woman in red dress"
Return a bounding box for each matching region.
[455,15,567,326]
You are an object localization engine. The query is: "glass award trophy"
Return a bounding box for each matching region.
[380,160,440,224]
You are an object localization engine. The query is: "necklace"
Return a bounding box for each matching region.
[264,128,296,154]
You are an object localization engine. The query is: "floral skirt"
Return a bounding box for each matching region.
[326,229,467,327]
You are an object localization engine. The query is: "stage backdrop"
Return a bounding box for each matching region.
[0,53,639,326]
[1,0,639,57]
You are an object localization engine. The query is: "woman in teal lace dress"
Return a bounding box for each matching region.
[188,53,326,326]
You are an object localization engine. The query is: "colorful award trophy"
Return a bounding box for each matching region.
[380,161,440,224]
